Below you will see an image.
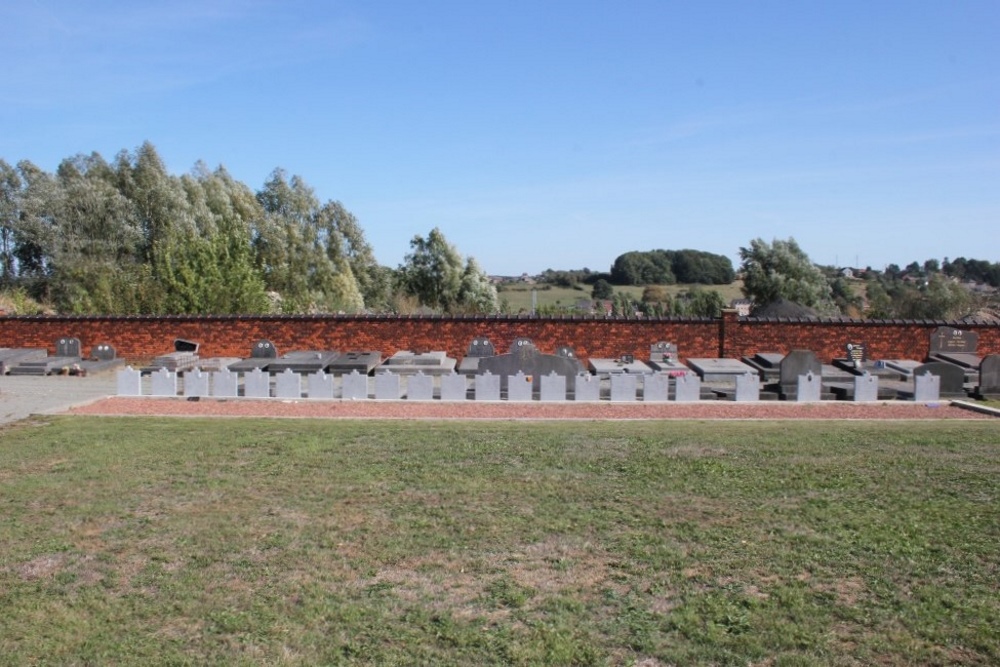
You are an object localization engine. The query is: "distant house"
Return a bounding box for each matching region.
[729,298,753,317]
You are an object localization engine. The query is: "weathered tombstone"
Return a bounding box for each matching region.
[307,370,334,399]
[92,344,116,361]
[183,368,209,397]
[673,373,701,402]
[117,366,142,396]
[477,339,584,389]
[243,368,271,398]
[374,372,401,400]
[56,337,82,358]
[212,369,238,398]
[440,373,469,401]
[610,373,637,402]
[845,342,867,369]
[540,372,567,401]
[228,340,279,372]
[574,373,601,401]
[554,346,578,360]
[853,372,878,402]
[796,371,822,402]
[913,371,941,402]
[643,373,669,402]
[342,370,368,400]
[975,355,1000,398]
[406,372,434,401]
[779,350,822,397]
[475,371,501,401]
[150,367,177,397]
[507,372,533,402]
[275,368,302,399]
[734,372,760,402]
[912,361,965,397]
[467,337,496,357]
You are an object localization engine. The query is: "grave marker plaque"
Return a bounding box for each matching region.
[845,342,867,368]
[56,337,82,358]
[574,374,601,401]
[929,327,977,355]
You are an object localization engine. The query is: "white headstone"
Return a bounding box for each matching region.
[507,372,533,402]
[342,370,368,400]
[540,372,567,402]
[853,371,878,402]
[734,372,760,402]
[475,372,501,401]
[610,374,638,402]
[406,372,434,401]
[913,371,941,402]
[643,373,669,402]
[244,368,270,398]
[150,367,177,397]
[275,368,301,399]
[574,373,601,401]
[374,372,401,400]
[307,370,334,399]
[183,368,209,398]
[116,366,142,396]
[673,373,701,402]
[795,371,821,402]
[440,373,468,401]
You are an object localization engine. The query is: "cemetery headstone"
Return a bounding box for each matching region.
[673,373,701,402]
[466,337,496,357]
[779,350,822,397]
[845,342,867,369]
[540,372,567,401]
[375,372,402,400]
[929,326,978,355]
[342,370,368,400]
[92,344,116,361]
[975,355,1000,398]
[183,369,210,398]
[440,373,469,401]
[796,371,821,402]
[244,368,271,398]
[308,371,335,399]
[574,373,601,401]
[56,337,82,358]
[610,373,638,402]
[406,372,434,401]
[853,372,878,402]
[150,367,177,397]
[643,373,669,402]
[212,369,238,398]
[275,368,302,399]
[734,372,760,402]
[117,366,142,396]
[475,371,501,401]
[912,361,965,397]
[507,372,533,402]
[913,371,940,402]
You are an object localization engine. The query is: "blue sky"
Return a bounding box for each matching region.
[3,1,998,275]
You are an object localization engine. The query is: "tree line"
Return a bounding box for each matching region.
[0,143,497,315]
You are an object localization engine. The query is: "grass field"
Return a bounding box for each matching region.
[497,281,746,314]
[1,417,998,665]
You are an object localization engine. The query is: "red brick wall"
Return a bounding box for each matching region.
[1,312,997,364]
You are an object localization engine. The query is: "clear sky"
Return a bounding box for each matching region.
[3,1,998,276]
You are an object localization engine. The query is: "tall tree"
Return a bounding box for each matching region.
[398,227,497,313]
[739,237,837,315]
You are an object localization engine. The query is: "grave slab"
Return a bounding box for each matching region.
[243,368,271,398]
[307,371,335,399]
[440,373,469,401]
[673,373,701,402]
[150,368,177,397]
[687,358,758,382]
[268,350,340,374]
[643,373,670,402]
[374,372,402,400]
[228,340,279,372]
[574,374,601,401]
[734,372,760,402]
[328,351,382,375]
[381,350,457,375]
[274,369,302,399]
[474,372,501,401]
[507,372,533,402]
[183,369,210,397]
[796,371,822,402]
[117,366,142,396]
[610,374,638,402]
[341,371,368,400]
[588,358,655,375]
[212,369,238,398]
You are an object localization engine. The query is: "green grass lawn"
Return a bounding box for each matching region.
[2,417,998,665]
[498,281,746,314]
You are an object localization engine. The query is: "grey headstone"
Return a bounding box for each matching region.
[574,373,601,401]
[150,367,177,397]
[275,368,302,399]
[374,372,401,400]
[978,355,1000,394]
[673,373,701,402]
[183,368,209,397]
[466,337,495,357]
[251,340,278,359]
[853,372,878,402]
[555,346,578,360]
[506,372,533,401]
[643,373,669,402]
[341,370,368,400]
[929,326,978,355]
[734,372,760,402]
[649,342,678,362]
[478,341,584,389]
[212,369,238,397]
[440,373,469,401]
[796,371,821,402]
[92,343,116,361]
[780,350,822,388]
[244,368,271,398]
[307,371,335,399]
[116,366,142,396]
[475,372,501,401]
[913,371,941,402]
[912,361,965,396]
[56,337,82,358]
[406,372,434,401]
[540,372,567,401]
[610,373,637,402]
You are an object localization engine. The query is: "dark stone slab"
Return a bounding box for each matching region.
[0,348,48,374]
[228,340,280,372]
[974,354,1000,399]
[267,350,340,374]
[79,343,125,374]
[779,350,822,387]
[56,337,82,358]
[327,351,382,375]
[931,352,981,369]
[477,343,585,390]
[381,350,457,375]
[929,326,977,356]
[686,358,759,382]
[466,337,496,357]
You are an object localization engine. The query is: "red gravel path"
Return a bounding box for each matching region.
[70,397,993,420]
